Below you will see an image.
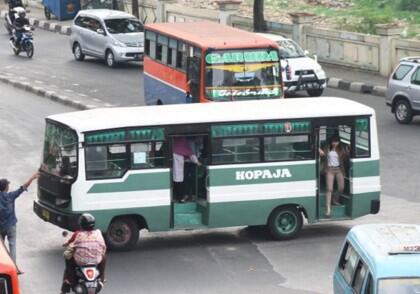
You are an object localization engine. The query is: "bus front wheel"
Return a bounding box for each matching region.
[267,206,303,241]
[105,217,139,251]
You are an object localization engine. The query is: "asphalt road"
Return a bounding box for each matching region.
[0,23,419,294]
[0,23,144,107]
[1,84,420,294]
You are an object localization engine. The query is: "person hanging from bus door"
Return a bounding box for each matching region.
[319,135,350,217]
[172,136,202,203]
[183,136,204,202]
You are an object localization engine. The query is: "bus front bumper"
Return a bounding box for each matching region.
[33,200,80,231]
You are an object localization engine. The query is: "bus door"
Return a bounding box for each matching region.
[186,47,201,103]
[170,134,209,229]
[315,122,352,219]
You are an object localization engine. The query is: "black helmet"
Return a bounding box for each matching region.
[79,213,95,231]
[18,10,25,18]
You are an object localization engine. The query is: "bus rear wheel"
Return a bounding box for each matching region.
[105,217,139,251]
[268,206,303,240]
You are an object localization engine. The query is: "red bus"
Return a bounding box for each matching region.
[0,239,19,294]
[143,21,283,105]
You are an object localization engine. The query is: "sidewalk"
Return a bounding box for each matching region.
[0,1,389,110]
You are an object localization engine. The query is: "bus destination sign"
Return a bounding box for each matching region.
[206,50,279,65]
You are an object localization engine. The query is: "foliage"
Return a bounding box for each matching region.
[398,0,420,11]
[337,6,394,34]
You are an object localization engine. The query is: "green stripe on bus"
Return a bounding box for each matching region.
[87,205,171,232]
[352,160,379,177]
[87,172,170,194]
[209,163,315,186]
[206,196,316,226]
[350,191,380,218]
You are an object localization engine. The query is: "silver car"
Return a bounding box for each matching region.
[70,9,144,67]
[386,57,420,124]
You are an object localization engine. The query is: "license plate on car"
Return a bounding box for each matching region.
[303,83,319,89]
[42,209,50,221]
[85,281,97,288]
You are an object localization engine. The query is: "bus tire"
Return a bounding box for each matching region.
[267,206,303,241]
[105,217,139,251]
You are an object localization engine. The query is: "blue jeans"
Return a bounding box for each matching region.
[1,225,17,262]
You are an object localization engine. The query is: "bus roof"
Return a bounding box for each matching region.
[145,21,278,49]
[48,97,374,134]
[348,224,420,279]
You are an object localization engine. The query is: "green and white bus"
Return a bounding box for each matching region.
[34,98,380,250]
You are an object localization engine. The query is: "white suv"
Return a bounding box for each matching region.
[257,33,327,97]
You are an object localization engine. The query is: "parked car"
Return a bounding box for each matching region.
[386,57,420,124]
[70,9,144,67]
[257,33,327,97]
[333,223,420,294]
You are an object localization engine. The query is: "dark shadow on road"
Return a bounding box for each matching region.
[67,57,143,71]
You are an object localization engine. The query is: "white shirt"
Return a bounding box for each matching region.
[327,150,340,167]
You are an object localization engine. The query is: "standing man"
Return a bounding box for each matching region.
[0,173,38,266]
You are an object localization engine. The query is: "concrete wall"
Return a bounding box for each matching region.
[136,0,419,76]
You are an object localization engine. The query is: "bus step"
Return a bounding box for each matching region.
[174,202,198,213]
[174,212,203,227]
[320,205,347,218]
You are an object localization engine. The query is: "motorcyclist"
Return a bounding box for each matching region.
[7,0,24,24]
[60,213,107,294]
[12,10,30,47]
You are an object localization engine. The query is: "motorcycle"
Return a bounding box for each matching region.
[4,6,25,35]
[9,25,34,58]
[62,231,103,294]
[72,265,103,294]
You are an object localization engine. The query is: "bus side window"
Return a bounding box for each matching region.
[167,38,177,67]
[156,34,168,63]
[339,242,359,284]
[130,142,166,169]
[211,137,260,164]
[263,134,312,161]
[145,30,156,59]
[86,144,129,179]
[355,118,370,157]
[176,42,187,71]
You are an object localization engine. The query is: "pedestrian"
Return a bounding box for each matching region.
[0,172,38,270]
[319,135,349,217]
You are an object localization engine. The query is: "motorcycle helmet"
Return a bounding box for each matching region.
[79,213,95,231]
[18,10,25,18]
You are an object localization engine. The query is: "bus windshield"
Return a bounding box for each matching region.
[205,49,282,101]
[378,278,420,293]
[41,122,78,179]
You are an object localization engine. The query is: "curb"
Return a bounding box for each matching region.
[0,9,72,35]
[327,77,386,97]
[0,75,93,110]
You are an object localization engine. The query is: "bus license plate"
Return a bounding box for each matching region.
[42,209,50,221]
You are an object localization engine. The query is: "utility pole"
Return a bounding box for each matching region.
[253,0,266,32]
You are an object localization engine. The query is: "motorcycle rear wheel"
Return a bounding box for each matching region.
[26,43,34,58]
